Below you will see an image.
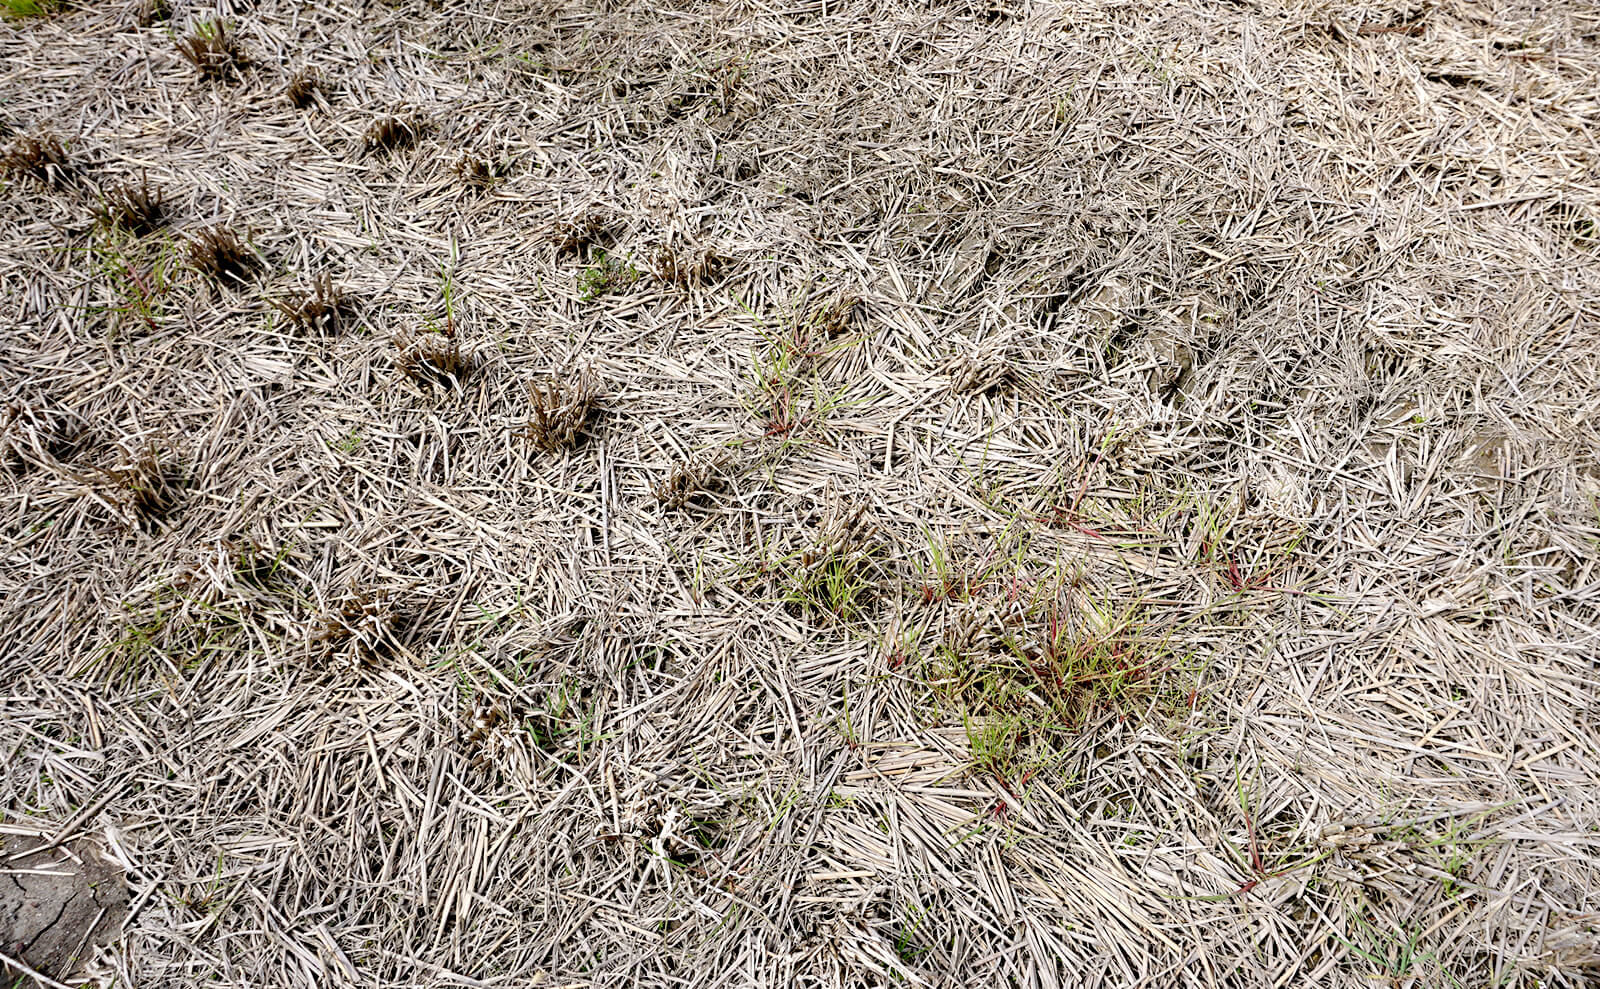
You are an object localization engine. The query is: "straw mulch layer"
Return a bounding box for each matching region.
[3,0,1598,986]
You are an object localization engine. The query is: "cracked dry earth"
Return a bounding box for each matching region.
[0,838,127,986]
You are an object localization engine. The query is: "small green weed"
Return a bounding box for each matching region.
[891,904,931,965]
[769,502,883,622]
[232,539,292,589]
[741,300,859,439]
[85,230,181,333]
[576,250,638,300]
[1334,908,1464,987]
[2,0,52,19]
[919,555,1191,777]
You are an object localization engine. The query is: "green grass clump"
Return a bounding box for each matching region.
[769,503,883,622]
[912,548,1193,778]
[2,0,54,18]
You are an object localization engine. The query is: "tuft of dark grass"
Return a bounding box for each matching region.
[653,242,726,287]
[653,452,733,510]
[526,369,601,452]
[708,54,748,113]
[186,225,259,283]
[273,273,351,334]
[286,68,322,109]
[95,174,166,235]
[106,440,182,522]
[948,344,1024,396]
[453,149,509,189]
[1,132,73,188]
[176,21,244,81]
[132,0,169,25]
[396,326,475,389]
[551,212,607,257]
[364,114,425,154]
[310,589,414,668]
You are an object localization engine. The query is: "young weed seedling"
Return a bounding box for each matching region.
[768,502,883,622]
[576,250,639,301]
[86,229,182,333]
[232,539,291,589]
[2,0,55,19]
[397,263,474,387]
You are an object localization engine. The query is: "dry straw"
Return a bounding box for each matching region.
[2,0,1599,986]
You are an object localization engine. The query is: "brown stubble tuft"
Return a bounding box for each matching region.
[104,439,182,523]
[185,225,260,284]
[526,368,601,453]
[96,174,166,235]
[286,68,323,109]
[395,326,475,389]
[1,132,74,188]
[653,451,734,510]
[364,114,426,154]
[274,273,352,334]
[175,21,245,82]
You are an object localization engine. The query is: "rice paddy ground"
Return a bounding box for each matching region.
[3,0,1599,985]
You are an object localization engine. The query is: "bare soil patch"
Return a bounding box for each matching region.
[1,836,128,986]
